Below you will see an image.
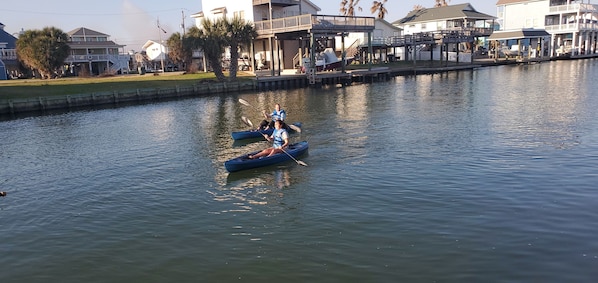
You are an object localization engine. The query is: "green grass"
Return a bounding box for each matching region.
[0,60,471,100]
[0,71,254,100]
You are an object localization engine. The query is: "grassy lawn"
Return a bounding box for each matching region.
[0,71,254,100]
[1,60,473,100]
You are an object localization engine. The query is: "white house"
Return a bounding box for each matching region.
[496,0,598,57]
[392,3,495,62]
[191,0,375,76]
[141,40,167,71]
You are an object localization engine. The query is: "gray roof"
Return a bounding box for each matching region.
[488,29,550,41]
[393,3,496,25]
[68,41,124,48]
[67,27,109,37]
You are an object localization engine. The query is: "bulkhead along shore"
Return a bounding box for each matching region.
[0,57,552,117]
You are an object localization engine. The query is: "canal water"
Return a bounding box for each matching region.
[1,60,598,282]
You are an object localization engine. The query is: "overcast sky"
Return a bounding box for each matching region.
[1,0,497,51]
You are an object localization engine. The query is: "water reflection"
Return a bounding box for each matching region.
[210,169,292,214]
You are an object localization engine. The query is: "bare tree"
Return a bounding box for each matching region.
[340,0,362,17]
[434,0,451,7]
[371,0,388,19]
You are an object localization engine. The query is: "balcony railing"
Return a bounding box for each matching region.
[253,0,299,6]
[548,3,598,13]
[545,22,598,32]
[443,27,494,36]
[0,49,18,60]
[254,14,375,36]
[65,54,130,63]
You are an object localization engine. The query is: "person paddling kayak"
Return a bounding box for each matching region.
[259,103,290,131]
[249,119,289,159]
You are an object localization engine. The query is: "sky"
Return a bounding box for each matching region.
[1,0,497,51]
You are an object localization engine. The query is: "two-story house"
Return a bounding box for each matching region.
[392,3,495,62]
[191,0,375,78]
[495,0,598,58]
[64,27,130,76]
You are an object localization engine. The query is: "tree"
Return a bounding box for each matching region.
[189,18,228,81]
[166,32,193,72]
[371,0,388,19]
[16,27,70,79]
[340,0,362,17]
[224,16,257,80]
[434,0,451,7]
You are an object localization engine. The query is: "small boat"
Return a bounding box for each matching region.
[301,48,354,72]
[224,141,308,172]
[231,122,302,140]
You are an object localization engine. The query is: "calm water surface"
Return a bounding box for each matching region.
[1,60,598,282]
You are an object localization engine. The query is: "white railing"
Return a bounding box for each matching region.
[0,49,17,60]
[549,3,598,13]
[545,22,598,31]
[549,3,581,13]
[255,14,375,35]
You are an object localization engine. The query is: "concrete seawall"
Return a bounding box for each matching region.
[0,80,257,115]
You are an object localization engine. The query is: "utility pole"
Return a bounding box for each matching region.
[157,18,166,73]
[181,10,186,38]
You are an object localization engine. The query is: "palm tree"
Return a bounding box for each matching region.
[190,18,228,81]
[371,0,388,19]
[224,16,257,80]
[340,0,362,17]
[434,0,450,7]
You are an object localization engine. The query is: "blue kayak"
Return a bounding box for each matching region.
[225,141,308,172]
[231,122,302,140]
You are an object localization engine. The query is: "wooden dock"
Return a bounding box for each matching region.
[254,64,487,89]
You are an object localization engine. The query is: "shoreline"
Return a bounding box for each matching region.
[0,57,552,117]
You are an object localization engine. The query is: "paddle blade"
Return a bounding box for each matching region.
[297,160,308,166]
[241,116,254,127]
[238,98,251,107]
[288,124,302,133]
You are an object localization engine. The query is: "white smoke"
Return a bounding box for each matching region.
[119,0,173,51]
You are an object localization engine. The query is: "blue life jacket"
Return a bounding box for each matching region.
[271,109,286,122]
[272,128,288,148]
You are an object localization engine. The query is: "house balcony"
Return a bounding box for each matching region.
[65,54,130,63]
[0,49,17,60]
[254,14,375,38]
[548,3,598,14]
[253,0,300,7]
[545,22,598,32]
[443,27,494,37]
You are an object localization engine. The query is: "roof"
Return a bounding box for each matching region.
[488,29,550,40]
[376,18,402,31]
[302,0,321,12]
[393,3,496,25]
[67,27,109,37]
[142,40,165,50]
[68,41,124,48]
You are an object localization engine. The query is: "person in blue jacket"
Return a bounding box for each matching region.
[249,119,289,159]
[259,103,289,130]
